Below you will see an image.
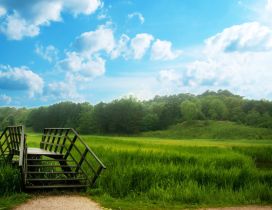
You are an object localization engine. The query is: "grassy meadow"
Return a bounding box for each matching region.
[22,132,272,209]
[0,121,272,209]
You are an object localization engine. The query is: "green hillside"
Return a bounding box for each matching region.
[142,121,272,140]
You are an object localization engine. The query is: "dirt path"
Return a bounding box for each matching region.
[13,195,103,210]
[13,195,272,210]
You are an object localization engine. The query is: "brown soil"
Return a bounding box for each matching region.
[13,195,272,210]
[13,195,103,210]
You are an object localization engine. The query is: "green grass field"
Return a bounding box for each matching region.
[22,133,272,210]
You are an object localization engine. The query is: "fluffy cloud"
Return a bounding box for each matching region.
[184,51,272,98]
[0,0,101,40]
[181,20,272,99]
[111,34,130,59]
[60,52,106,78]
[63,0,101,16]
[128,12,145,24]
[35,44,59,62]
[0,66,44,97]
[1,13,40,40]
[151,39,182,60]
[130,33,154,59]
[59,25,113,80]
[73,25,115,55]
[0,94,11,104]
[205,22,272,54]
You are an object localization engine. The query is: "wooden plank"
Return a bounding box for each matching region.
[75,148,88,173]
[49,129,59,152]
[25,184,87,189]
[27,148,61,156]
[54,129,63,153]
[8,128,15,151]
[40,129,48,149]
[44,129,53,150]
[64,135,77,159]
[60,129,70,154]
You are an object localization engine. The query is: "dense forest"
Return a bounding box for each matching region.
[1,90,272,134]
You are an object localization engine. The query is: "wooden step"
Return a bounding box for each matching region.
[27,165,77,168]
[26,178,86,182]
[26,171,82,174]
[27,159,73,162]
[27,148,62,156]
[25,184,87,189]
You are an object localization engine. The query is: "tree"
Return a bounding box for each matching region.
[201,98,228,120]
[180,100,202,121]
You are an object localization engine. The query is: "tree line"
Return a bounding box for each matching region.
[1,90,272,134]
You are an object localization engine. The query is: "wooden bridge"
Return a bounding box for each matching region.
[0,126,106,190]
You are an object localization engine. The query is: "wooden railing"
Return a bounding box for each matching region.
[0,126,23,160]
[0,126,27,185]
[40,128,106,186]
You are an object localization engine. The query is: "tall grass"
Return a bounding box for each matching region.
[83,137,272,207]
[26,133,272,208]
[0,163,22,195]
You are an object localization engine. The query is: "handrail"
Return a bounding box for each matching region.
[0,126,27,186]
[41,128,106,186]
[71,128,106,169]
[18,127,27,186]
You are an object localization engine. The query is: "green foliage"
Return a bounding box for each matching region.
[1,89,272,134]
[0,194,29,210]
[0,163,21,195]
[180,100,202,121]
[143,121,272,140]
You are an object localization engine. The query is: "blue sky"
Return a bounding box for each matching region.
[0,0,272,107]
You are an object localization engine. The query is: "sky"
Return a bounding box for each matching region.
[0,0,272,107]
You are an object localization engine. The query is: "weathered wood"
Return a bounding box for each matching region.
[75,148,88,173]
[54,129,63,153]
[1,126,106,190]
[27,148,62,156]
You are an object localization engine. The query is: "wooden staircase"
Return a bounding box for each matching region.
[0,126,106,190]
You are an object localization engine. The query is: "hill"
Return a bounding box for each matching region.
[142,120,272,140]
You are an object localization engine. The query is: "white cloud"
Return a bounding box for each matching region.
[0,0,101,40]
[183,51,272,99]
[111,34,130,59]
[0,94,11,104]
[205,22,272,54]
[180,20,272,98]
[151,39,182,60]
[47,79,84,102]
[63,0,101,16]
[128,12,145,24]
[35,44,59,62]
[0,66,44,97]
[59,52,106,79]
[0,6,6,16]
[73,25,115,55]
[1,13,40,40]
[158,69,182,83]
[130,33,154,59]
[266,0,272,11]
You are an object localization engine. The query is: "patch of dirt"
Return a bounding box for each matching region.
[13,195,103,210]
